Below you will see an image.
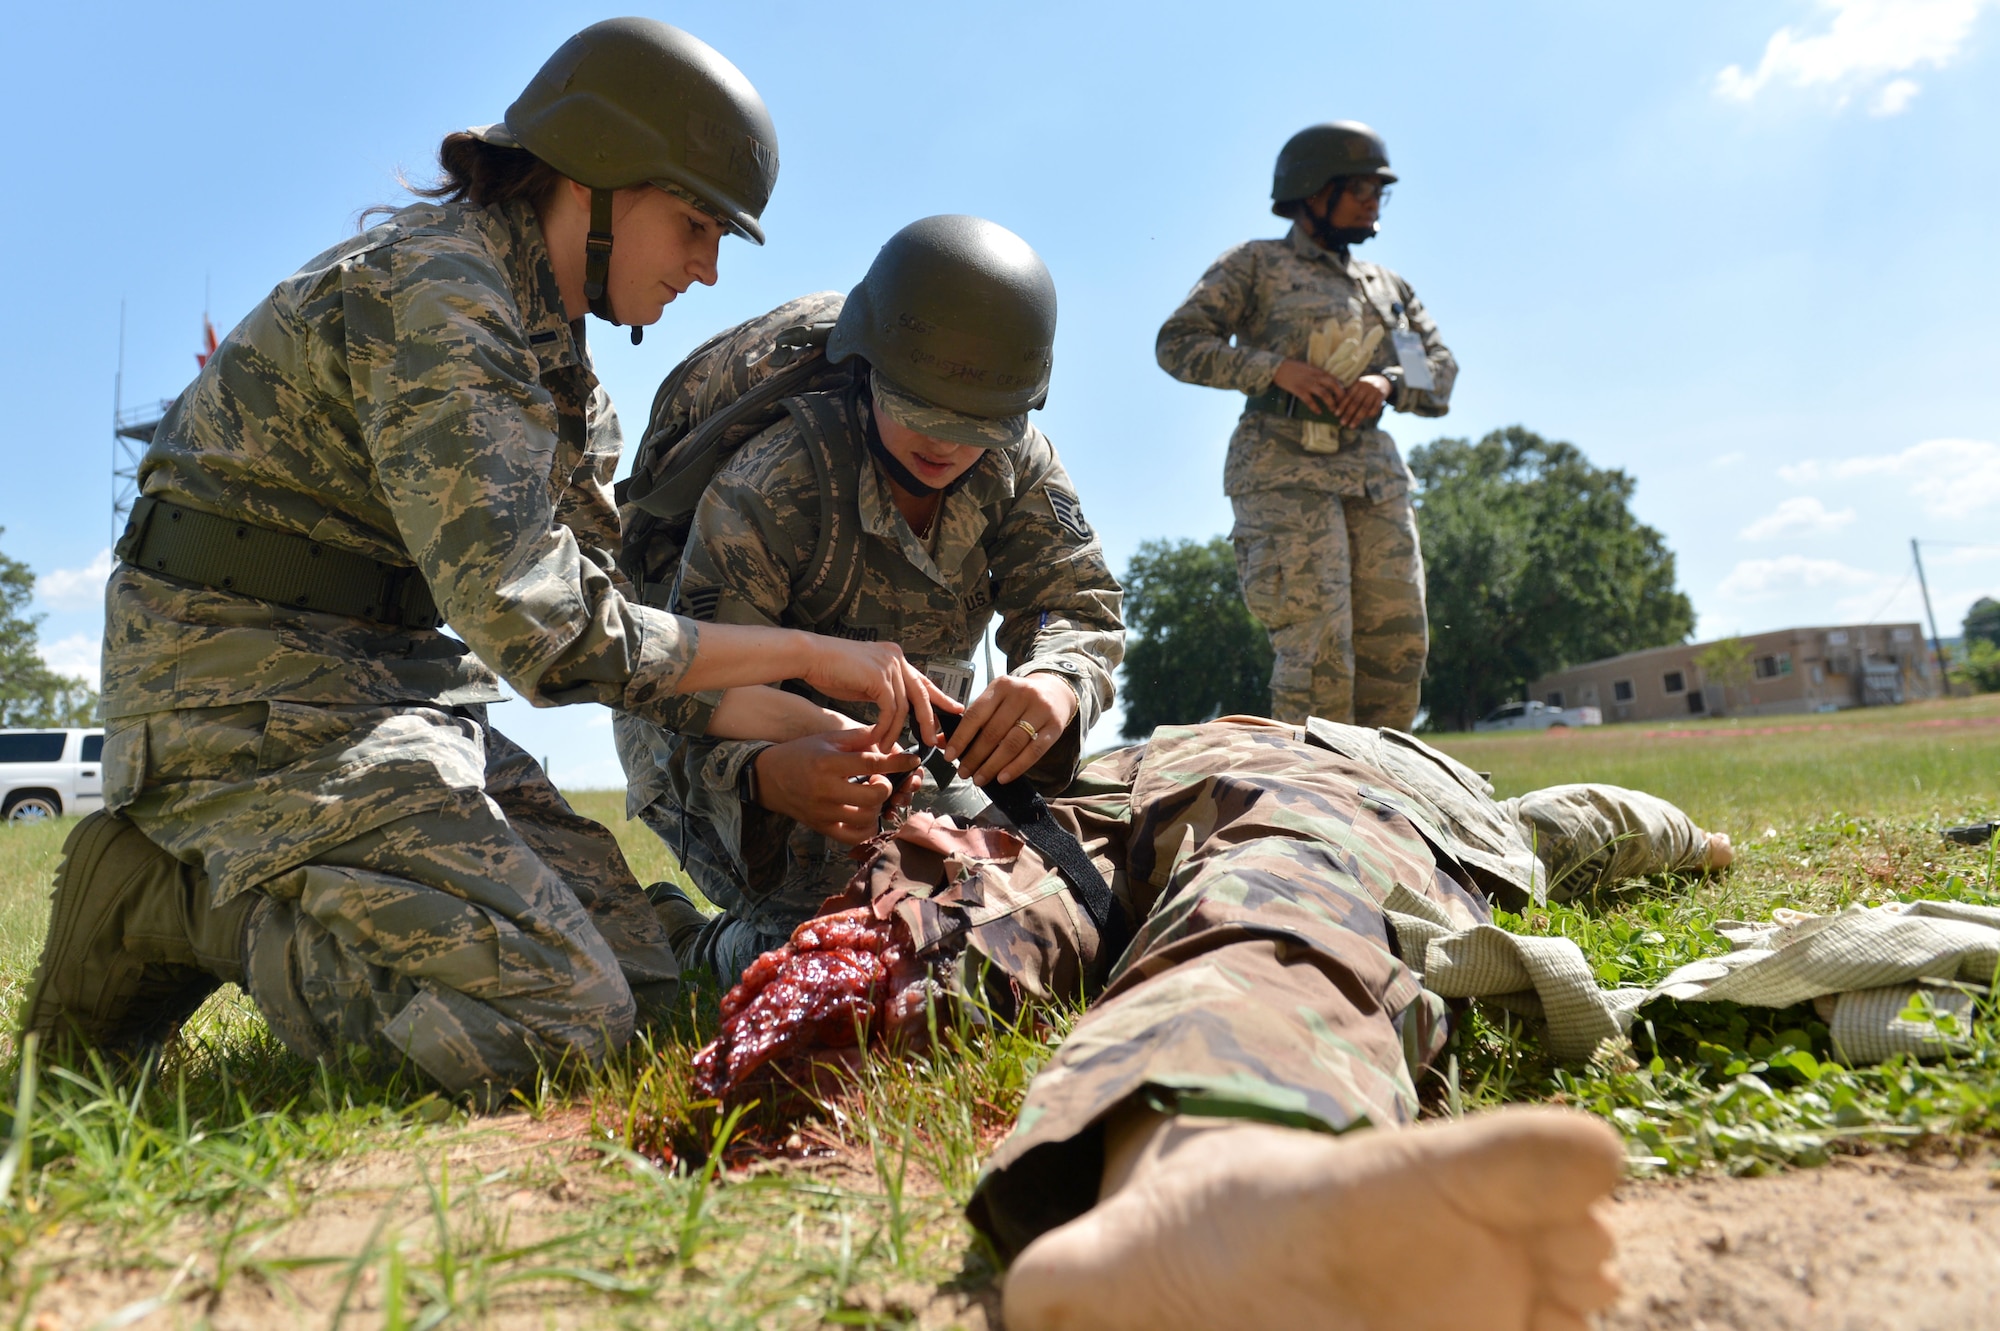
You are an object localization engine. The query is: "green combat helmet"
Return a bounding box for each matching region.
[828,215,1056,448]
[474,17,779,335]
[1271,120,1396,217]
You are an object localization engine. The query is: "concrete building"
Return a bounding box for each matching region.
[1527,623,1941,725]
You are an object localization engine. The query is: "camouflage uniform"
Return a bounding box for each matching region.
[880,718,1714,1257]
[102,198,702,1094]
[616,390,1123,984]
[1155,224,1456,728]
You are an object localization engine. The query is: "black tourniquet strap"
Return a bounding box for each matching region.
[116,495,443,629]
[923,711,1133,962]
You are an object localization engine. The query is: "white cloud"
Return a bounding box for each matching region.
[1872,77,1922,114]
[1715,0,1994,113]
[38,633,101,690]
[1782,438,2000,519]
[36,547,112,612]
[1718,554,1883,602]
[1740,496,1857,540]
[1712,451,1747,470]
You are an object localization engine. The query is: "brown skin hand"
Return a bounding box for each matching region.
[1271,177,1393,427]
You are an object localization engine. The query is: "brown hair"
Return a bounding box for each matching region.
[413,132,568,209]
[360,132,569,230]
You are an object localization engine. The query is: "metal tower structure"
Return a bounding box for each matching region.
[110,302,173,548]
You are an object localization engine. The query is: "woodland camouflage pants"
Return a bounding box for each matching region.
[920,722,1493,1258]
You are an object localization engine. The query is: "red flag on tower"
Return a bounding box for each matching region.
[196,318,219,369]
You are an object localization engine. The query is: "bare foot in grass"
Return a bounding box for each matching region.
[1003,1106,1625,1331]
[1704,831,1735,870]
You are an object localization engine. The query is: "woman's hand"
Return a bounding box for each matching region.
[752,731,919,845]
[1272,358,1343,415]
[797,638,955,748]
[1335,373,1391,426]
[942,673,1079,786]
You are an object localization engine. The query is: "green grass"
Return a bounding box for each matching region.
[1,695,1996,1326]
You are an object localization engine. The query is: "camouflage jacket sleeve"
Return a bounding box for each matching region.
[988,429,1126,782]
[1154,243,1287,394]
[343,242,698,719]
[556,381,635,595]
[1378,270,1456,418]
[651,424,818,759]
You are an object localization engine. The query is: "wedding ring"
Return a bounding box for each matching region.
[1015,718,1040,742]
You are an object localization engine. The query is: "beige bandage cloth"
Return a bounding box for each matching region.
[1301,314,1384,454]
[1383,891,2000,1065]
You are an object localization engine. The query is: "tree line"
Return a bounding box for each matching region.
[1118,425,1693,736]
[0,529,98,728]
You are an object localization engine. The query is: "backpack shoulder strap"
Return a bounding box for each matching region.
[782,387,870,634]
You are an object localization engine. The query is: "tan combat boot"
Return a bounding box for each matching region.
[21,812,253,1060]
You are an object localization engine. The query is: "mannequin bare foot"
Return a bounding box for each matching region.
[1703,831,1734,870]
[1003,1106,1625,1331]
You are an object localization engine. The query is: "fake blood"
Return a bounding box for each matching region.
[692,907,904,1099]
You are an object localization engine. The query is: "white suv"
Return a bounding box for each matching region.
[1,728,106,823]
[1471,701,1603,733]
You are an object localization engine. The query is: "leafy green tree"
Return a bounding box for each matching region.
[1961,642,2000,693]
[1119,537,1272,738]
[1410,426,1694,730]
[0,529,98,727]
[1695,636,1754,713]
[1964,596,2000,651]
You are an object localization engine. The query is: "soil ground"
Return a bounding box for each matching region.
[14,1114,1998,1330]
[1606,1149,2000,1330]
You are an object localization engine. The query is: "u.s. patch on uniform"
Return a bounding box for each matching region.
[1044,486,1092,541]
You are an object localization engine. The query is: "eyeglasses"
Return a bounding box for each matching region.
[1341,178,1391,204]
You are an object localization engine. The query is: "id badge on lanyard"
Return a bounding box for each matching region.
[1368,281,1436,394]
[921,656,978,708]
[1388,315,1435,393]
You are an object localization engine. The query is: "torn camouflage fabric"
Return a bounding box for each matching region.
[792,718,1710,1257]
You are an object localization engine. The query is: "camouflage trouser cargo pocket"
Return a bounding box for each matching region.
[1230,489,1348,724]
[125,703,661,1095]
[257,701,361,771]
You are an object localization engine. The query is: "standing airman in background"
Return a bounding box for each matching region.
[1157,121,1456,729]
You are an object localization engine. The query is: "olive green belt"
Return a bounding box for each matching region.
[116,495,444,629]
[1243,385,1347,426]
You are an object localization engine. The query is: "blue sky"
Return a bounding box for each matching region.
[6,1,1998,785]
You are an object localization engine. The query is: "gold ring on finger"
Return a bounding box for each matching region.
[1015,719,1039,742]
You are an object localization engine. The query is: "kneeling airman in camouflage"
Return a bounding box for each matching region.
[1157,122,1456,730]
[615,216,1124,985]
[22,20,947,1098]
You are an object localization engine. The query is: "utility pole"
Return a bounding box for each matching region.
[1911,538,1951,694]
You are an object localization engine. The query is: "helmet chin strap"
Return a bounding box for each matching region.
[1302,188,1377,250]
[863,400,981,499]
[582,187,645,345]
[1304,210,1377,250]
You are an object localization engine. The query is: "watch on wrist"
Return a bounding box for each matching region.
[737,749,763,808]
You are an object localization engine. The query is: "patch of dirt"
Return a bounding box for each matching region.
[20,1112,2000,1331]
[1605,1149,2000,1330]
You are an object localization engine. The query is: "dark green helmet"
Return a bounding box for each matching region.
[828,215,1057,429]
[1271,121,1395,216]
[499,17,777,243]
